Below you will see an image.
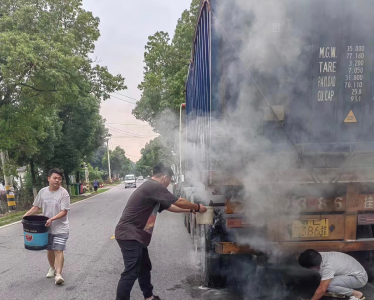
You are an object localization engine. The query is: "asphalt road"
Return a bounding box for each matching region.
[0,184,236,300]
[1,183,374,300]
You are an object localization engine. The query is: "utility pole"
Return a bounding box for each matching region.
[1,151,16,211]
[107,139,112,183]
[84,163,89,184]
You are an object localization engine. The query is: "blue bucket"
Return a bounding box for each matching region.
[22,216,49,250]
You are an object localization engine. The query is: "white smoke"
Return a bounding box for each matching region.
[152,0,374,296]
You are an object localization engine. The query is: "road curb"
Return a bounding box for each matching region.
[0,184,122,230]
[0,219,22,229]
[70,184,121,206]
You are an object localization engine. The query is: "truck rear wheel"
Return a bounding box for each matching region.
[358,251,374,281]
[196,224,226,287]
[351,225,374,281]
[186,213,191,234]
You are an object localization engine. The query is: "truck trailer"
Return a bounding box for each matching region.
[178,0,374,287]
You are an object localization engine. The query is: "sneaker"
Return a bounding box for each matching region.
[46,267,56,278]
[152,297,161,300]
[55,274,65,285]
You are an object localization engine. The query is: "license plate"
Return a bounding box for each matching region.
[292,219,329,238]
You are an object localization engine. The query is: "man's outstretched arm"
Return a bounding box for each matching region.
[174,198,207,213]
[309,279,331,300]
[167,204,190,213]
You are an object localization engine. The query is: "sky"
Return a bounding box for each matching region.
[82,0,192,161]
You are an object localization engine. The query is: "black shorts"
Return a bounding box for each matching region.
[94,186,98,191]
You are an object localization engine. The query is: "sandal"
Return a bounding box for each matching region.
[324,292,346,299]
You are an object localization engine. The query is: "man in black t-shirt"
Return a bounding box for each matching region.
[115,163,207,300]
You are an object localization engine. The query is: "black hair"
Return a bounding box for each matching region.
[152,163,174,177]
[298,249,322,268]
[48,168,63,178]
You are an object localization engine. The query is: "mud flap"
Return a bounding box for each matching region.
[223,255,256,288]
[202,253,226,287]
[201,224,226,287]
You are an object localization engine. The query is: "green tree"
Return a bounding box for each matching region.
[132,0,199,166]
[102,146,133,178]
[42,95,108,186]
[10,98,63,196]
[133,0,199,129]
[87,163,103,181]
[89,145,107,170]
[133,31,171,128]
[0,0,126,193]
[0,0,125,151]
[136,137,173,177]
[0,0,125,117]
[15,95,106,193]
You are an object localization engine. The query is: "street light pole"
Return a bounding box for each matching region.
[179,103,185,182]
[107,139,112,183]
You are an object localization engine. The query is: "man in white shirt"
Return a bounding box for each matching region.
[298,249,368,300]
[24,168,70,285]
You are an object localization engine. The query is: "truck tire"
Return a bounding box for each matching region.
[350,250,374,281]
[180,189,190,231]
[186,213,191,234]
[190,213,196,239]
[358,251,374,281]
[198,224,226,287]
[350,225,374,281]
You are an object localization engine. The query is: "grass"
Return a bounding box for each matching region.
[71,188,109,203]
[0,188,111,227]
[0,210,28,227]
[105,182,122,186]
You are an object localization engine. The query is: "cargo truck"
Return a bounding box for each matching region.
[177,0,374,287]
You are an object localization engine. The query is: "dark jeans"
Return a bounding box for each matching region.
[116,240,153,300]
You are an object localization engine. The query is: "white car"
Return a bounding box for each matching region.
[136,176,144,186]
[124,174,136,188]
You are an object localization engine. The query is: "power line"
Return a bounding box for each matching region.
[106,145,144,150]
[106,125,157,138]
[105,122,149,126]
[110,136,157,139]
[114,145,145,149]
[107,126,147,137]
[126,154,141,158]
[109,94,137,105]
[113,92,140,102]
[107,126,150,138]
[106,139,141,158]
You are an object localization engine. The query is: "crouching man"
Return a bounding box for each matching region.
[298,249,367,300]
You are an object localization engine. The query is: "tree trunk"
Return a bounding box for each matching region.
[1,150,15,211]
[64,170,71,195]
[29,159,38,198]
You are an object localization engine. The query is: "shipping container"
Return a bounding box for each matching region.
[181,0,374,287]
